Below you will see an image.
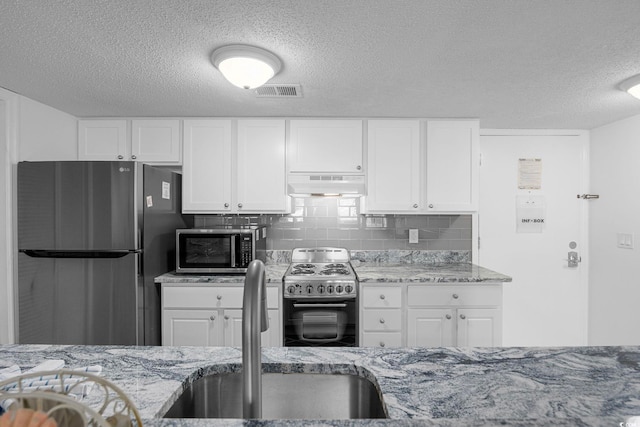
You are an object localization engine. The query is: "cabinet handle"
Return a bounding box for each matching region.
[428,204,434,209]
[413,204,418,208]
[131,155,137,160]
[217,295,222,300]
[356,165,362,170]
[379,318,385,324]
[446,314,452,320]
[460,314,466,320]
[117,155,124,160]
[379,342,385,347]
[452,294,459,299]
[238,203,243,208]
[379,294,386,300]
[209,315,215,321]
[224,315,229,320]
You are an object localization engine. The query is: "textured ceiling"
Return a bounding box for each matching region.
[2,0,640,129]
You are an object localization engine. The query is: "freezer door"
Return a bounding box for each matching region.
[17,252,138,345]
[18,161,137,251]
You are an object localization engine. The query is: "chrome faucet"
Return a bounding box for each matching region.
[242,259,269,419]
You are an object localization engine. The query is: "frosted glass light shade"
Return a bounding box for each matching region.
[211,45,282,89]
[619,74,640,100]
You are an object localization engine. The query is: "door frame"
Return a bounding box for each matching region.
[0,87,18,344]
[478,128,590,345]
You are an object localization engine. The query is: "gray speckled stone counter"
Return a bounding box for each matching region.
[155,264,289,284]
[353,262,512,284]
[0,345,637,426]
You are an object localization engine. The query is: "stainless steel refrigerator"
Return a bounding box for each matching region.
[17,161,191,345]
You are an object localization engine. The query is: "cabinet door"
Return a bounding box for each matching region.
[288,120,363,173]
[131,119,181,164]
[223,309,281,347]
[426,120,479,212]
[236,120,288,212]
[78,120,127,160]
[364,120,420,212]
[407,308,454,347]
[162,309,220,346]
[456,308,501,347]
[182,120,232,212]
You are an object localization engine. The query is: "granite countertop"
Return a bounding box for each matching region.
[155,263,511,285]
[352,262,512,283]
[155,264,289,284]
[0,345,637,426]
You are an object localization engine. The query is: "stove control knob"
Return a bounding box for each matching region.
[287,285,296,294]
[306,285,314,294]
[345,285,354,294]
[327,285,334,294]
[317,285,325,294]
[335,285,344,293]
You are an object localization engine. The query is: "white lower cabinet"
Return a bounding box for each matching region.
[360,285,403,348]
[406,285,502,347]
[161,284,281,347]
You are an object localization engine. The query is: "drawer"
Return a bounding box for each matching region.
[407,285,501,307]
[361,286,402,308]
[361,332,402,348]
[163,285,279,309]
[362,309,402,331]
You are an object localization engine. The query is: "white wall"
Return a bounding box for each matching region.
[17,96,77,161]
[589,113,640,345]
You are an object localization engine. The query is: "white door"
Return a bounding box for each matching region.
[479,131,589,346]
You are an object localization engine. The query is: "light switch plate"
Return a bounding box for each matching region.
[409,229,419,244]
[617,233,634,249]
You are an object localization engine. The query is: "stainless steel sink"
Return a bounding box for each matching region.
[163,372,387,419]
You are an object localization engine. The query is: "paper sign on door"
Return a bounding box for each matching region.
[516,195,546,233]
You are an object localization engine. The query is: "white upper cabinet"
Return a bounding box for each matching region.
[131,119,181,163]
[78,120,127,161]
[365,120,421,213]
[182,119,289,214]
[425,120,479,212]
[363,119,479,214]
[288,119,363,173]
[236,119,288,212]
[182,119,233,213]
[79,119,181,164]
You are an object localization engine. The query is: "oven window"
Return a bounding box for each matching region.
[179,235,231,267]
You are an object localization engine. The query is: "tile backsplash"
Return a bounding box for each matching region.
[194,197,472,252]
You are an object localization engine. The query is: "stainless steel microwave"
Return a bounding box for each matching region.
[175,227,267,274]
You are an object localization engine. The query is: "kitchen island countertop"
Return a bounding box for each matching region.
[0,344,637,426]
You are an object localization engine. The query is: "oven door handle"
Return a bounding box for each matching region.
[292,303,348,308]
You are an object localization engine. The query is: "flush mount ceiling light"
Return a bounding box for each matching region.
[211,45,282,90]
[619,74,640,100]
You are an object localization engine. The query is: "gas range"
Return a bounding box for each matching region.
[283,248,357,298]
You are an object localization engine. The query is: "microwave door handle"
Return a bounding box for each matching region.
[293,303,348,308]
[230,235,236,267]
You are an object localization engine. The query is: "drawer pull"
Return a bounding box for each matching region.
[379,342,385,347]
[379,318,385,324]
[452,294,459,299]
[209,315,215,321]
[446,314,452,320]
[379,294,386,300]
[460,314,466,320]
[217,295,222,300]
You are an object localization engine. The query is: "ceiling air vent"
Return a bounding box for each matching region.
[255,84,302,98]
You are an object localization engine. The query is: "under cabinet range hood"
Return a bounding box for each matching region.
[287,174,366,197]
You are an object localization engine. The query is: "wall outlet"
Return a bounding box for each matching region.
[617,233,634,249]
[409,229,419,244]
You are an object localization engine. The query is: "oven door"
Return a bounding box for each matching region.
[283,298,357,347]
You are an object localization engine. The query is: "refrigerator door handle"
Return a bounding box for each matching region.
[20,249,142,259]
